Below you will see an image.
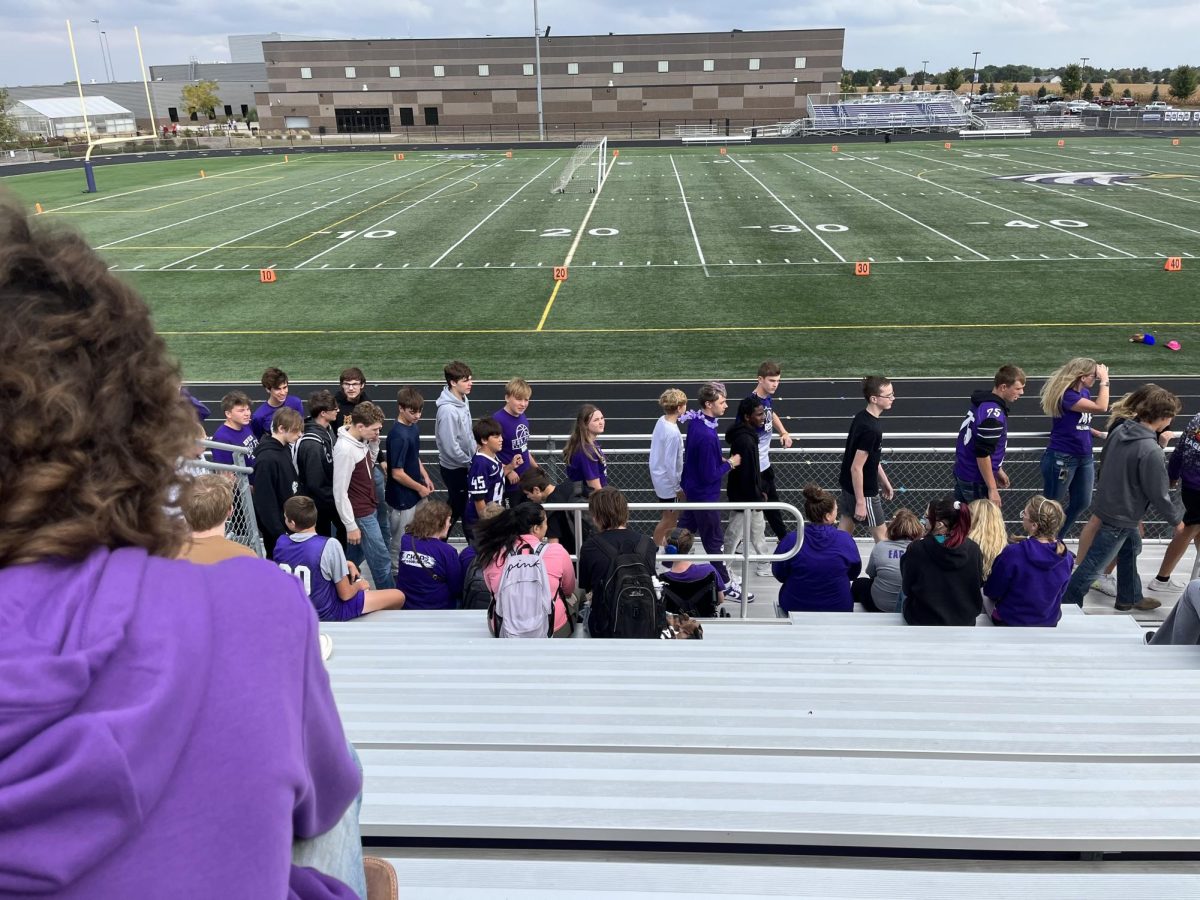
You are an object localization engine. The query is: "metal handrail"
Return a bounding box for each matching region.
[543,500,804,620]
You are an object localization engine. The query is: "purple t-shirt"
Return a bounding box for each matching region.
[395,534,465,610]
[566,444,608,490]
[494,408,532,475]
[1047,387,1093,456]
[211,422,258,469]
[662,562,728,593]
[465,452,505,528]
[251,394,304,439]
[0,547,360,898]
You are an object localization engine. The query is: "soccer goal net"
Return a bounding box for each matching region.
[551,136,607,194]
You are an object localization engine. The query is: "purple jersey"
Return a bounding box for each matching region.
[566,443,607,490]
[251,395,304,439]
[1047,387,1093,456]
[494,408,532,474]
[273,532,347,622]
[953,390,1010,483]
[211,422,258,469]
[751,392,776,471]
[465,452,505,528]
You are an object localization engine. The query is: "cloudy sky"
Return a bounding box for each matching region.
[4,1,1197,87]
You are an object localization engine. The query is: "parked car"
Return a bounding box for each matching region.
[1144,101,1174,110]
[1116,97,1136,107]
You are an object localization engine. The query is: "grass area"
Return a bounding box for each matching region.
[3,137,1199,380]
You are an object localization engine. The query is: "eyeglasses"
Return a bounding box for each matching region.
[341,380,364,387]
[875,392,896,400]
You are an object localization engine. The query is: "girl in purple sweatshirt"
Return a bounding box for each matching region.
[679,382,742,588]
[986,495,1074,627]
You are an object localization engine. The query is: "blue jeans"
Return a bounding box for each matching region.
[371,466,391,553]
[348,511,394,590]
[1061,523,1142,608]
[1040,449,1094,539]
[292,741,366,898]
[954,477,991,504]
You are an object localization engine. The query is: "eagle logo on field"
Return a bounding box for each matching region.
[995,171,1191,186]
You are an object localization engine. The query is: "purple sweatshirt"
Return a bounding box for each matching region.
[985,538,1074,627]
[1168,411,1200,492]
[772,524,862,612]
[681,414,731,502]
[0,547,360,898]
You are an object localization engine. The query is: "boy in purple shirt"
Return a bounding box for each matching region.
[276,495,406,621]
[495,376,538,506]
[210,389,258,470]
[465,417,521,542]
[251,366,305,439]
[679,382,743,594]
[953,364,1026,508]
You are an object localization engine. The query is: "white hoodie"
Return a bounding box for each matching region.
[332,424,377,530]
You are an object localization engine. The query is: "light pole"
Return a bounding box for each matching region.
[921,59,929,90]
[101,30,117,82]
[532,0,546,141]
[972,50,981,95]
[90,18,110,81]
[1080,57,1089,97]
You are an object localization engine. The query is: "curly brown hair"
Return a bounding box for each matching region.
[0,197,195,566]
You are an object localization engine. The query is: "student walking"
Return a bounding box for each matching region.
[1039,357,1110,537]
[749,361,794,551]
[838,376,896,542]
[953,365,1026,508]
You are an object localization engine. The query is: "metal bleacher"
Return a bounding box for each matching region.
[326,608,1200,892]
[760,91,973,138]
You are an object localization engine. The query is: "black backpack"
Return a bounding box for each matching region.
[589,535,664,639]
[459,557,493,611]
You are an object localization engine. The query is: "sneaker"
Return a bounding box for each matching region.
[755,563,773,578]
[1115,597,1161,612]
[724,583,755,603]
[1091,574,1118,597]
[1144,630,1157,645]
[1148,576,1188,594]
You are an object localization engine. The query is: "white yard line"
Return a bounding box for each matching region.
[101,158,408,249]
[724,154,846,262]
[296,162,497,269]
[670,155,709,276]
[921,149,1200,239]
[559,155,620,269]
[429,159,558,268]
[884,151,1139,258]
[784,153,988,260]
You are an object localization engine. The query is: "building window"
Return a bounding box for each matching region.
[344,67,356,78]
[300,67,312,79]
[433,65,445,77]
[795,57,807,69]
[749,58,761,71]
[389,66,401,77]
[612,61,623,74]
[657,60,669,73]
[478,64,490,76]
[567,62,579,75]
[702,59,715,72]
[523,63,534,76]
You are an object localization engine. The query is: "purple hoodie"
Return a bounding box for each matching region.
[985,538,1074,627]
[0,547,360,898]
[681,414,731,501]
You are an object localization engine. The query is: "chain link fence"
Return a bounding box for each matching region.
[194,442,264,556]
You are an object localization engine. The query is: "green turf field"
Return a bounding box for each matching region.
[4,137,1199,380]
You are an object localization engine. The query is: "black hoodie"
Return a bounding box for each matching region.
[252,435,298,558]
[334,387,371,426]
[296,419,335,511]
[900,534,984,626]
[725,420,763,502]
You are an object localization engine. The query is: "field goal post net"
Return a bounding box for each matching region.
[551,136,607,194]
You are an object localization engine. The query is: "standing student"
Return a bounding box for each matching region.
[650,389,688,548]
[1039,357,1110,537]
[296,390,345,547]
[251,366,305,440]
[953,364,1026,508]
[495,377,537,507]
[724,395,768,575]
[333,401,393,590]
[838,376,896,542]
[393,500,464,610]
[252,406,303,560]
[679,382,743,598]
[386,387,435,573]
[1148,407,1200,592]
[564,404,608,496]
[465,417,521,543]
[435,360,474,531]
[749,361,794,553]
[210,390,258,470]
[1061,384,1183,612]
[332,366,391,556]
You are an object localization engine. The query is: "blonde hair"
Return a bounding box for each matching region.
[1040,357,1096,417]
[967,499,1007,580]
[504,377,532,401]
[180,474,234,532]
[659,388,687,413]
[1024,494,1065,539]
[1107,384,1181,431]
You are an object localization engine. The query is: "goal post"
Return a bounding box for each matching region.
[551,136,607,194]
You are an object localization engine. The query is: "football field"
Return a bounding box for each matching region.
[5,136,1200,380]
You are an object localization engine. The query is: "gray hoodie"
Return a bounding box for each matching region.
[435,386,474,469]
[1092,418,1180,529]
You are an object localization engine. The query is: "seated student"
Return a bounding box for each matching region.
[772,484,862,613]
[516,466,576,553]
[465,416,521,543]
[0,199,362,896]
[661,528,727,615]
[253,406,303,560]
[475,503,576,636]
[460,502,504,610]
[577,487,658,602]
[986,496,1074,627]
[177,473,259,564]
[276,495,406,621]
[251,366,305,439]
[394,500,464,610]
[1148,581,1200,645]
[210,389,258,470]
[901,498,984,626]
[968,498,1007,581]
[852,508,923,613]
